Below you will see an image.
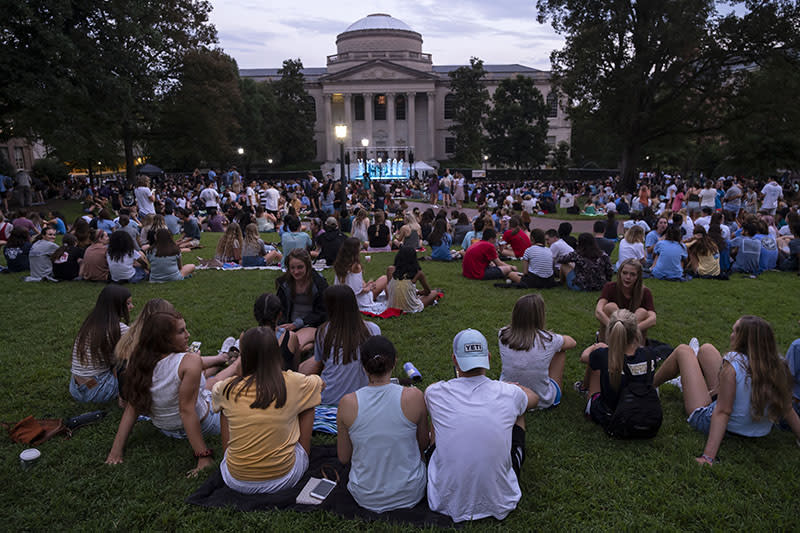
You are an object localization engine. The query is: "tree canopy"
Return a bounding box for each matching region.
[447,57,490,167]
[485,75,550,170]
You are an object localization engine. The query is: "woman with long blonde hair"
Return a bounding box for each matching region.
[654,316,800,465]
[241,223,281,266]
[215,222,243,263]
[579,309,655,430]
[392,213,421,250]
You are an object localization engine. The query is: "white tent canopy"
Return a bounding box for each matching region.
[412,161,436,172]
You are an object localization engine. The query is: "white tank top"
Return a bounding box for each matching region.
[150,352,209,431]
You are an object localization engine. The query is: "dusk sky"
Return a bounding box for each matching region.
[208,0,566,71]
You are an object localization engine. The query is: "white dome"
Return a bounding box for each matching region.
[345,14,415,33]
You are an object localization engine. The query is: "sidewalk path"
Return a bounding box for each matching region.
[405,201,599,233]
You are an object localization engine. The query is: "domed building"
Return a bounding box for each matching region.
[241,13,571,168]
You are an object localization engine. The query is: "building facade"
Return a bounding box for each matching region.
[240,13,571,166]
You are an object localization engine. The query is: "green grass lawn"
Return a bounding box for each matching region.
[1,219,799,530]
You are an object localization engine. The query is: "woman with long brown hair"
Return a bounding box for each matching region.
[299,285,380,408]
[685,226,720,277]
[106,309,240,476]
[594,258,657,342]
[212,327,323,494]
[215,222,243,263]
[70,284,132,403]
[275,248,328,353]
[147,228,195,282]
[654,316,800,465]
[333,236,388,314]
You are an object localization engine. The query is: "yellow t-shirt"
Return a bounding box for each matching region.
[212,371,323,481]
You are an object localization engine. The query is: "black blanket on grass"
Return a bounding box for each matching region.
[186,445,456,528]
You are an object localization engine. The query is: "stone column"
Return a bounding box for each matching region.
[364,93,373,157]
[386,92,396,158]
[406,92,416,158]
[324,94,333,161]
[427,92,436,160]
[343,93,352,135]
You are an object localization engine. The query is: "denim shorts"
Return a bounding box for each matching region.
[158,391,221,438]
[241,256,267,267]
[69,370,118,403]
[687,403,715,434]
[566,269,582,291]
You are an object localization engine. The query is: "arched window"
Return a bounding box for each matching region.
[444,93,455,120]
[546,91,558,118]
[306,95,317,119]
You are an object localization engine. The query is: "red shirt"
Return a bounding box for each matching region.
[462,240,498,279]
[502,229,532,258]
[599,282,655,311]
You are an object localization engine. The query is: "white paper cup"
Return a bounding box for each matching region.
[20,448,40,469]
[364,255,372,262]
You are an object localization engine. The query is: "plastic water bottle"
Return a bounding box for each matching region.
[403,362,422,382]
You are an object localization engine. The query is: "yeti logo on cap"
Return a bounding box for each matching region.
[463,343,483,353]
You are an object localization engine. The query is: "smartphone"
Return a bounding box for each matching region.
[310,478,336,500]
[189,341,202,353]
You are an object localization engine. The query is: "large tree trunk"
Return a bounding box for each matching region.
[123,124,136,184]
[619,143,640,193]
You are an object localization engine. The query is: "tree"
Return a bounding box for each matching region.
[1,0,218,181]
[552,141,571,178]
[485,75,549,169]
[447,57,489,166]
[148,48,242,170]
[537,0,744,191]
[236,78,278,171]
[273,59,316,165]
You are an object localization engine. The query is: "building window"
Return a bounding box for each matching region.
[354,95,364,120]
[546,136,556,149]
[546,92,558,118]
[445,137,456,154]
[444,94,455,120]
[395,94,406,120]
[374,94,387,120]
[14,147,24,169]
[307,96,316,118]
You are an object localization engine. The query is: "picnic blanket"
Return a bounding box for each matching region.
[186,445,455,528]
[359,292,444,319]
[195,261,329,272]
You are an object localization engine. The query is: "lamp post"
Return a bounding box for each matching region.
[335,124,347,208]
[483,154,489,175]
[377,157,383,178]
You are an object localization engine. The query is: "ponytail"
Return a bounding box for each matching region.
[605,309,640,390]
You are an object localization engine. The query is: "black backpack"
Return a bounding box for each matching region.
[605,355,663,439]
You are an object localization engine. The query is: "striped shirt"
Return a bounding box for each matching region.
[523,245,554,277]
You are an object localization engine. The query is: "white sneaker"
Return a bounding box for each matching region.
[689,337,700,356]
[665,377,683,391]
[220,336,236,354]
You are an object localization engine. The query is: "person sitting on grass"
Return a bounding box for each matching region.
[513,228,558,289]
[428,218,462,261]
[3,226,32,272]
[460,216,485,251]
[366,210,391,252]
[147,228,196,282]
[499,294,576,409]
[70,284,132,403]
[253,293,300,371]
[79,229,110,281]
[275,248,328,355]
[425,328,537,523]
[214,222,243,264]
[314,216,347,263]
[52,233,85,281]
[280,215,312,267]
[730,220,762,275]
[653,316,800,466]
[107,230,149,283]
[685,226,720,278]
[337,335,428,513]
[333,237,389,315]
[462,228,521,283]
[298,285,380,433]
[27,225,60,281]
[386,246,441,312]
[211,326,323,494]
[544,228,574,275]
[560,232,613,291]
[392,212,422,250]
[595,258,656,342]
[241,223,281,267]
[500,215,531,259]
[106,308,240,477]
[176,208,202,252]
[578,309,656,431]
[651,224,688,281]
[615,225,646,272]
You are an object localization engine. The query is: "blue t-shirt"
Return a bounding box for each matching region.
[730,235,761,274]
[97,218,116,234]
[54,218,67,235]
[280,231,312,266]
[431,233,453,261]
[753,234,778,272]
[652,240,687,280]
[644,230,661,262]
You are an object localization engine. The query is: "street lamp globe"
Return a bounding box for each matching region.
[483,155,489,161]
[237,147,244,155]
[335,124,347,140]
[361,138,369,148]
[267,158,273,165]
